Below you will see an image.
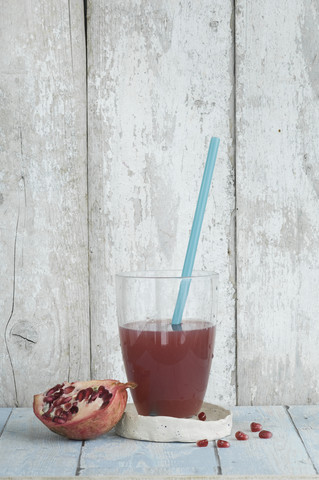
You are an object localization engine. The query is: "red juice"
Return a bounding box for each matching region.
[119,319,216,418]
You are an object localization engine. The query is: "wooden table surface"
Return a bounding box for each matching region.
[0,406,318,479]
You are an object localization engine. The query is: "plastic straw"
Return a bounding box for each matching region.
[172,137,220,326]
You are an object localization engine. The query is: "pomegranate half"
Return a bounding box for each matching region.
[33,379,136,440]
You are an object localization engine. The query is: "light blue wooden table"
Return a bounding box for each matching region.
[0,406,318,479]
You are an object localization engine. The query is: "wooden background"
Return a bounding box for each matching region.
[0,0,318,408]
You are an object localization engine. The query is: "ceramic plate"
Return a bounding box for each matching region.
[115,402,232,442]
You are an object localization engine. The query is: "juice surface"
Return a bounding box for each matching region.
[119,319,216,418]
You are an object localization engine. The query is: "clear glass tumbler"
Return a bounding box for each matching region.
[116,270,218,418]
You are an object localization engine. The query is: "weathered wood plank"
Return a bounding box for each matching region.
[0,408,12,436]
[218,406,316,475]
[87,0,236,406]
[0,408,81,476]
[236,0,319,404]
[79,429,219,476]
[0,0,89,406]
[288,405,319,473]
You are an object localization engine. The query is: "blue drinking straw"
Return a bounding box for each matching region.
[172,137,220,326]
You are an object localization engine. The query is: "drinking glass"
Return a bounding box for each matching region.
[116,270,218,418]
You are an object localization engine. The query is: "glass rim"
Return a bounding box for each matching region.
[115,269,218,280]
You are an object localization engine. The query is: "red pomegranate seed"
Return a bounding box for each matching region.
[259,430,272,439]
[196,439,209,447]
[76,390,86,402]
[100,399,109,409]
[103,390,112,401]
[55,407,64,416]
[46,384,63,396]
[85,388,93,400]
[88,391,99,403]
[53,396,72,407]
[44,396,54,404]
[198,411,206,421]
[64,403,72,410]
[217,439,230,448]
[70,405,79,414]
[53,416,67,424]
[235,431,249,441]
[251,422,262,432]
[98,385,106,397]
[63,386,75,394]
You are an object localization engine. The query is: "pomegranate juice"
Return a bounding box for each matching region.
[119,320,216,418]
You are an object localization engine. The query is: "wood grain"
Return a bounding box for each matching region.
[0,409,81,476]
[236,0,319,404]
[288,405,319,473]
[0,408,11,436]
[0,0,90,406]
[87,0,236,406]
[79,429,219,476]
[0,407,318,477]
[218,406,316,475]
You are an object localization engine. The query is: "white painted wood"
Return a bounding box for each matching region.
[0,0,90,406]
[87,0,236,406]
[236,0,319,404]
[0,406,319,478]
[0,408,11,435]
[288,405,319,473]
[218,406,316,475]
[80,429,219,476]
[0,409,81,476]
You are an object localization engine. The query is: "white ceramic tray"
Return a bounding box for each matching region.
[115,402,232,443]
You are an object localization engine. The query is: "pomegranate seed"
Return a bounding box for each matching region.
[44,396,54,404]
[196,439,209,447]
[70,405,79,414]
[43,405,54,416]
[76,390,86,402]
[98,385,106,397]
[100,399,109,409]
[198,412,206,421]
[259,430,272,439]
[52,392,62,400]
[63,386,75,394]
[52,416,67,424]
[251,422,262,432]
[46,384,63,396]
[64,403,72,410]
[103,391,112,401]
[55,407,64,416]
[217,439,230,448]
[53,396,72,407]
[85,388,93,400]
[88,391,99,403]
[235,431,249,441]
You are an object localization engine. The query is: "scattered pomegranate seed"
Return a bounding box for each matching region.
[251,422,263,432]
[235,431,249,441]
[259,430,272,439]
[196,439,209,447]
[217,439,230,448]
[198,411,206,421]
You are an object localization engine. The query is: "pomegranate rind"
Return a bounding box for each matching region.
[33,379,137,440]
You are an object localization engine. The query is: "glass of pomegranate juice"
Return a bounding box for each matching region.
[116,271,218,418]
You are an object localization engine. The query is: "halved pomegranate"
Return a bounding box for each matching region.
[33,379,136,440]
